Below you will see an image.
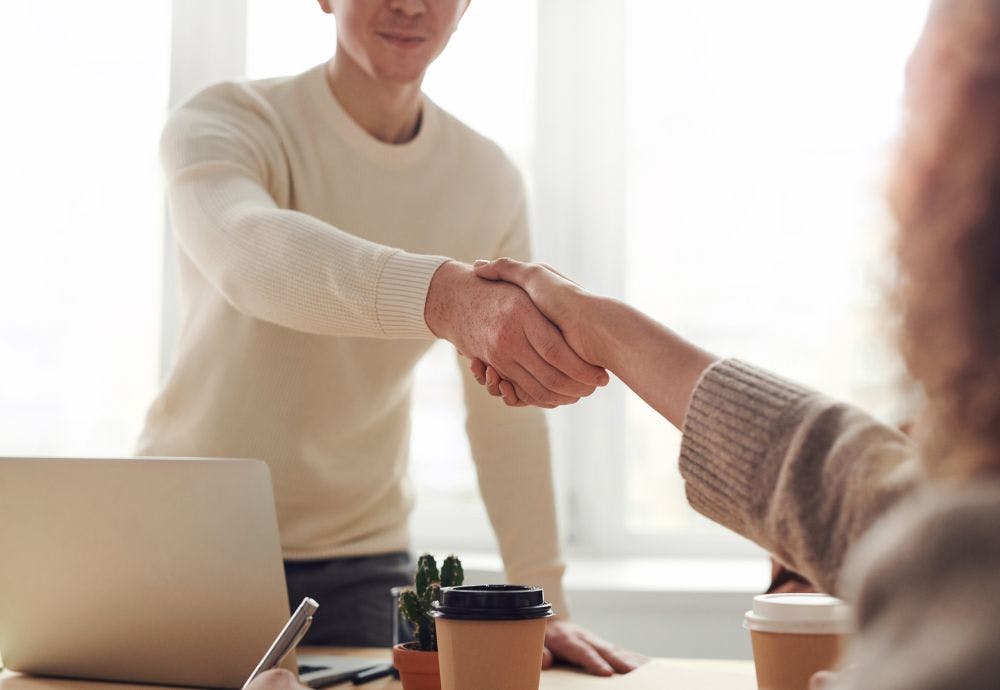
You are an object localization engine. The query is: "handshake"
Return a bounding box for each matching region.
[424,258,613,409]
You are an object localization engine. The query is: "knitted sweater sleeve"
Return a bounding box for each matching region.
[678,359,921,595]
[160,84,449,339]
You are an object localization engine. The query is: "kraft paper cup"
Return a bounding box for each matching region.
[432,585,553,690]
[744,593,852,690]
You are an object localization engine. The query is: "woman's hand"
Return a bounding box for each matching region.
[473,259,603,364]
[472,258,609,406]
[426,260,608,407]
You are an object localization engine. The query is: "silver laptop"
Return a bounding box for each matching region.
[0,457,379,688]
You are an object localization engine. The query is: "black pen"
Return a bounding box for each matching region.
[351,663,395,685]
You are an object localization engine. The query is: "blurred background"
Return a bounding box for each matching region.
[0,0,931,659]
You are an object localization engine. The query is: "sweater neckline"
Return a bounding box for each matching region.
[304,62,438,171]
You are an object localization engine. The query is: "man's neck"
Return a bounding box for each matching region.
[325,54,423,145]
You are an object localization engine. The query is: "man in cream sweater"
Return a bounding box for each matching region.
[137,0,637,675]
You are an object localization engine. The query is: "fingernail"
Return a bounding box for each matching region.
[473,259,488,267]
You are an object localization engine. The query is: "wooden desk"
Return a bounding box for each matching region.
[1,647,756,690]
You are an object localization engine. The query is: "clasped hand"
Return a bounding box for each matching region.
[424,261,607,408]
[450,258,602,408]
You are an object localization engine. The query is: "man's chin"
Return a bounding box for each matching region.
[367,53,432,86]
[373,66,428,86]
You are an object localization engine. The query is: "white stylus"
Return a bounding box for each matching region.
[242,597,319,690]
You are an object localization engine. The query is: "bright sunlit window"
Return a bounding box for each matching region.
[0,3,169,456]
[617,0,932,545]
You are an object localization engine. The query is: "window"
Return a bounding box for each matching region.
[606,0,932,551]
[530,1,932,556]
[0,3,170,456]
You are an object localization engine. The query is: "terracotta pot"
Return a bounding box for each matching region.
[392,642,441,690]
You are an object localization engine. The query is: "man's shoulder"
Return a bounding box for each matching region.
[177,72,303,120]
[163,69,320,161]
[160,71,315,173]
[427,98,522,183]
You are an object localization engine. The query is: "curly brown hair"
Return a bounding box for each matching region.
[890,0,1000,477]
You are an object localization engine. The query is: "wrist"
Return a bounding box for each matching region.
[424,260,468,340]
[585,295,629,369]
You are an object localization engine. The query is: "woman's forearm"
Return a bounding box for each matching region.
[586,295,719,429]
[470,258,717,423]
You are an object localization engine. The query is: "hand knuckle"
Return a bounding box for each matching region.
[539,369,561,389]
[537,336,561,362]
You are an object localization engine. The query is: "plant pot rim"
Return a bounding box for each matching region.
[394,641,437,653]
[392,641,441,676]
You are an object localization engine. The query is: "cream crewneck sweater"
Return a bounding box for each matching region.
[136,64,568,617]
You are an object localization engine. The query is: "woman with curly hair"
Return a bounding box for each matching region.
[471,0,1000,687]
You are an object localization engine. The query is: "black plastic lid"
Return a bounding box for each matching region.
[430,585,555,621]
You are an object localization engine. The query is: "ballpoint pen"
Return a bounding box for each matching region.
[242,597,319,690]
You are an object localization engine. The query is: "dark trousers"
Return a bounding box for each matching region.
[284,551,414,647]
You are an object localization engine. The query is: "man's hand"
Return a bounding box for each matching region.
[544,619,647,676]
[425,261,608,407]
[473,258,606,366]
[469,258,610,406]
[245,670,307,690]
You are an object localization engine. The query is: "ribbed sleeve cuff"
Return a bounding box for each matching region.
[374,250,451,338]
[679,359,813,536]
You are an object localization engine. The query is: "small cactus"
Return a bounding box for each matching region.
[398,554,463,651]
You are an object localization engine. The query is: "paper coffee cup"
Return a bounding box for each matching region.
[744,593,852,690]
[432,585,554,690]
